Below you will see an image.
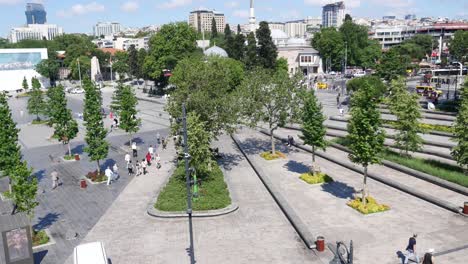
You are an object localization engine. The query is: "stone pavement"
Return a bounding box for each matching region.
[234,128,468,264]
[66,135,320,264]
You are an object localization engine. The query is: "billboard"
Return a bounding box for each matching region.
[0,52,42,71]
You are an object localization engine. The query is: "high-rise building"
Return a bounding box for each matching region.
[322,1,345,28]
[9,24,63,43]
[93,22,122,37]
[285,20,307,38]
[189,9,225,33]
[25,3,47,24]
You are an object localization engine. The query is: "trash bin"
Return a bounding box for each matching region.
[75,154,80,161]
[316,236,325,252]
[464,202,468,215]
[80,179,87,189]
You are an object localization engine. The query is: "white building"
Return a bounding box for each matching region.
[93,22,122,37]
[9,24,63,43]
[114,37,149,51]
[278,38,323,77]
[92,38,114,49]
[189,9,225,33]
[0,48,49,91]
[322,1,345,28]
[285,20,307,38]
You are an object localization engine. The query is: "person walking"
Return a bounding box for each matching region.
[146,152,152,166]
[422,249,435,264]
[336,93,341,106]
[141,159,147,175]
[51,169,59,190]
[155,153,161,169]
[148,145,155,160]
[404,234,420,264]
[135,160,141,176]
[127,160,134,176]
[125,153,131,165]
[162,137,167,150]
[112,163,119,180]
[105,166,113,186]
[156,132,161,145]
[132,142,137,157]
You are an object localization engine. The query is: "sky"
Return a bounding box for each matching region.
[1,0,467,37]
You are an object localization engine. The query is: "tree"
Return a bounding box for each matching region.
[22,77,29,91]
[245,32,257,69]
[256,21,277,69]
[346,80,385,206]
[110,83,124,115]
[300,89,327,168]
[27,77,46,121]
[136,48,147,80]
[389,78,423,155]
[112,51,129,81]
[377,48,408,81]
[346,76,387,98]
[0,93,21,179]
[275,57,288,73]
[450,31,468,63]
[9,160,38,217]
[312,27,344,71]
[224,24,232,39]
[119,85,140,146]
[452,78,468,172]
[70,56,91,80]
[128,45,139,78]
[231,32,246,61]
[186,112,214,175]
[224,24,234,57]
[211,17,218,38]
[339,18,370,67]
[144,22,197,79]
[35,58,60,86]
[83,78,109,173]
[239,68,303,154]
[237,24,242,34]
[360,40,382,69]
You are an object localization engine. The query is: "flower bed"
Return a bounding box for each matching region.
[63,155,75,161]
[299,172,333,184]
[86,170,107,183]
[32,230,50,247]
[260,151,286,160]
[347,196,390,214]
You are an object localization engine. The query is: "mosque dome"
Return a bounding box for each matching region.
[204,45,228,57]
[287,37,307,47]
[271,29,288,39]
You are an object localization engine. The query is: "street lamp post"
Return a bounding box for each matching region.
[344,42,348,75]
[77,58,82,88]
[110,54,114,89]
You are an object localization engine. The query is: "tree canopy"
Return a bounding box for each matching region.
[256,21,278,69]
[312,27,344,71]
[377,48,408,81]
[452,77,468,172]
[450,31,468,63]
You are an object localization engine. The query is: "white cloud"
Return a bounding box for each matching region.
[232,9,249,18]
[0,0,22,5]
[225,1,238,8]
[159,0,192,9]
[57,2,105,17]
[121,1,139,12]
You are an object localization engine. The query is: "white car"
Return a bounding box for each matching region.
[353,71,366,78]
[74,242,108,264]
[70,88,85,94]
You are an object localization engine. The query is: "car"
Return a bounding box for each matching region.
[73,242,108,264]
[70,88,84,94]
[353,71,366,78]
[329,71,337,75]
[317,82,328,89]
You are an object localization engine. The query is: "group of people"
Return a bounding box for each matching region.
[104,163,119,185]
[403,234,436,264]
[125,134,165,177]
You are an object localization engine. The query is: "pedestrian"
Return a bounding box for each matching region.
[20,110,24,117]
[112,163,119,180]
[146,152,152,166]
[105,166,113,185]
[156,153,161,169]
[148,145,154,160]
[422,249,435,264]
[336,93,341,105]
[156,132,161,144]
[404,234,420,264]
[51,169,59,190]
[135,160,141,176]
[127,160,134,176]
[162,137,167,150]
[125,153,131,165]
[339,106,344,117]
[141,159,147,175]
[132,142,137,157]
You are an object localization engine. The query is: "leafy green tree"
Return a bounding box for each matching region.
[144,22,197,79]
[347,76,387,98]
[245,32,257,69]
[346,80,385,205]
[312,27,344,71]
[395,42,425,61]
[360,40,382,69]
[119,85,140,146]
[256,21,277,69]
[168,56,244,137]
[137,48,148,80]
[9,160,38,217]
[237,24,242,34]
[404,34,434,56]
[22,77,29,91]
[224,24,234,57]
[211,17,218,38]
[339,18,370,66]
[35,58,60,86]
[0,93,21,179]
[83,79,109,173]
[231,32,246,61]
[128,45,139,78]
[452,78,468,172]
[450,31,468,63]
[110,83,124,115]
[27,77,46,121]
[70,56,91,80]
[187,112,214,175]
[112,51,129,81]
[300,89,327,166]
[377,48,408,81]
[239,68,303,154]
[275,57,288,73]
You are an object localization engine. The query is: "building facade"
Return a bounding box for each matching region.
[93,22,122,37]
[189,10,225,33]
[25,3,46,24]
[285,20,307,38]
[322,1,345,28]
[277,38,323,77]
[114,37,149,51]
[9,24,63,43]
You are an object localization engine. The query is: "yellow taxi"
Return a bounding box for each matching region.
[317,82,328,89]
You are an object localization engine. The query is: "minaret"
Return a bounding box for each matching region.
[249,0,256,32]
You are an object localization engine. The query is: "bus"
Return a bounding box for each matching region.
[431,68,467,77]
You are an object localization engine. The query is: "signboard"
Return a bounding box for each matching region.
[0,52,42,71]
[2,226,34,264]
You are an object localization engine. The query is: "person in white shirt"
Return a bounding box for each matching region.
[112,163,119,180]
[124,153,131,164]
[105,166,113,185]
[132,142,137,157]
[141,159,147,175]
[155,153,161,169]
[148,145,155,160]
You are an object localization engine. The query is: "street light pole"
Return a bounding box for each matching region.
[344,42,348,75]
[77,58,82,88]
[110,54,114,89]
[182,103,195,264]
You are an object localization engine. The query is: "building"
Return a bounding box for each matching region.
[268,22,285,32]
[0,48,49,91]
[322,1,345,28]
[114,37,149,51]
[405,14,416,20]
[189,9,225,33]
[285,20,307,38]
[93,22,122,37]
[9,24,63,43]
[204,45,228,57]
[92,38,114,49]
[25,3,46,24]
[277,39,323,77]
[382,16,396,21]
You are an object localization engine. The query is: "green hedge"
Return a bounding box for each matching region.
[155,162,231,211]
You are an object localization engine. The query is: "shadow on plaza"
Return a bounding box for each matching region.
[34,212,61,231]
[33,249,48,263]
[321,181,355,199]
[34,169,47,183]
[218,151,243,171]
[123,137,145,146]
[70,144,85,155]
[283,160,310,174]
[101,158,117,170]
[236,137,290,156]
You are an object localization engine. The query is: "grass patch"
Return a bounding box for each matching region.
[155,162,231,211]
[380,149,468,187]
[260,151,286,160]
[63,155,76,160]
[31,119,49,125]
[32,230,50,247]
[1,190,11,200]
[347,196,390,214]
[85,170,107,183]
[386,120,453,133]
[299,172,333,184]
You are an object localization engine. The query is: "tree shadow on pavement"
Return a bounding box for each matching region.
[235,137,289,156]
[283,160,310,174]
[218,152,243,171]
[321,181,355,199]
[34,169,47,183]
[101,158,117,170]
[123,137,145,146]
[70,144,85,155]
[33,250,48,263]
[34,212,61,231]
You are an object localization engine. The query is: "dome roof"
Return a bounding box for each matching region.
[204,45,228,57]
[287,37,307,47]
[271,29,288,39]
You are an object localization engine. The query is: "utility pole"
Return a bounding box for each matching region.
[109,54,114,88]
[77,58,82,88]
[344,42,348,75]
[182,103,195,264]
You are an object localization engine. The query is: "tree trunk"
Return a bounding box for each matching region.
[68,142,72,157]
[312,145,316,162]
[270,129,276,155]
[97,160,101,174]
[129,133,132,149]
[362,165,368,206]
[36,114,40,121]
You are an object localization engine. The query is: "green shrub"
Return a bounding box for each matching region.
[386,120,453,133]
[32,230,50,246]
[32,119,49,125]
[155,162,231,211]
[347,196,390,214]
[436,100,459,113]
[299,172,333,184]
[260,151,286,160]
[63,155,75,160]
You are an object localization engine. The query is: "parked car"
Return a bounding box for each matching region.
[353,71,366,78]
[73,242,108,264]
[317,82,328,89]
[70,88,84,94]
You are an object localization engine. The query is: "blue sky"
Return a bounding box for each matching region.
[1,0,467,37]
